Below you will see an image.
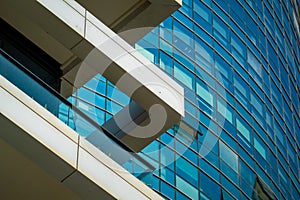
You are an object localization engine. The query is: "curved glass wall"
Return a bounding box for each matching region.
[72,0,299,199]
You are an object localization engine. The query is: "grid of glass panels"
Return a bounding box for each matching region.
[73,0,299,199]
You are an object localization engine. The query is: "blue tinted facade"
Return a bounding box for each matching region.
[73,0,299,199]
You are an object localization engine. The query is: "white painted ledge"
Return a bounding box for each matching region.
[0,75,163,200]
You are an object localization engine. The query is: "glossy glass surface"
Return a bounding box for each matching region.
[72,0,299,199]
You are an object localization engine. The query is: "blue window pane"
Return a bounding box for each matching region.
[196,65,215,87]
[247,50,262,77]
[194,0,211,23]
[77,87,97,105]
[160,132,174,147]
[143,140,159,162]
[250,90,264,116]
[220,160,239,184]
[238,145,254,166]
[181,146,198,165]
[176,155,198,187]
[213,14,230,49]
[143,31,159,47]
[239,159,255,186]
[195,37,214,74]
[176,175,198,200]
[173,20,194,47]
[160,16,172,30]
[108,87,129,106]
[194,24,213,44]
[219,141,238,171]
[106,100,122,114]
[161,180,175,199]
[196,78,214,106]
[217,97,234,123]
[231,31,246,59]
[220,129,237,149]
[160,39,173,55]
[85,77,105,94]
[245,12,258,45]
[200,159,220,181]
[173,10,194,28]
[152,176,159,191]
[180,1,193,17]
[254,134,268,171]
[236,114,251,144]
[174,61,195,90]
[135,41,158,64]
[160,27,173,43]
[222,189,235,200]
[176,190,190,200]
[174,48,194,71]
[221,175,240,198]
[215,54,232,82]
[159,51,173,75]
[200,172,220,199]
[161,167,175,184]
[234,72,250,108]
[160,145,175,169]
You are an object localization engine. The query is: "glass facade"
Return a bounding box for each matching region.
[72,0,299,199]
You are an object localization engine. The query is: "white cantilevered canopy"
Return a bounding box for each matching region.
[37,0,185,151]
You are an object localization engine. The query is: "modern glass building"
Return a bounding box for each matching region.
[0,0,299,199]
[72,0,300,199]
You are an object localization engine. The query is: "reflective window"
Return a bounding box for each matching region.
[194,0,211,23]
[231,32,246,65]
[220,141,238,171]
[160,145,175,169]
[174,61,195,90]
[234,72,250,108]
[174,49,194,71]
[200,172,221,199]
[254,134,267,160]
[85,77,105,94]
[221,175,240,197]
[200,159,220,181]
[173,20,194,47]
[176,155,198,187]
[176,175,198,200]
[213,15,230,48]
[236,114,251,146]
[135,42,158,64]
[161,167,175,184]
[106,100,122,114]
[250,90,264,116]
[217,97,233,123]
[159,51,173,75]
[247,50,262,77]
[196,79,214,107]
[230,0,244,29]
[239,159,255,186]
[176,191,190,200]
[215,56,232,91]
[107,86,130,106]
[160,39,173,55]
[245,11,258,45]
[161,180,175,199]
[195,37,214,74]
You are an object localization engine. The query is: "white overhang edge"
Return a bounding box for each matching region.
[0,75,163,200]
[37,0,185,118]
